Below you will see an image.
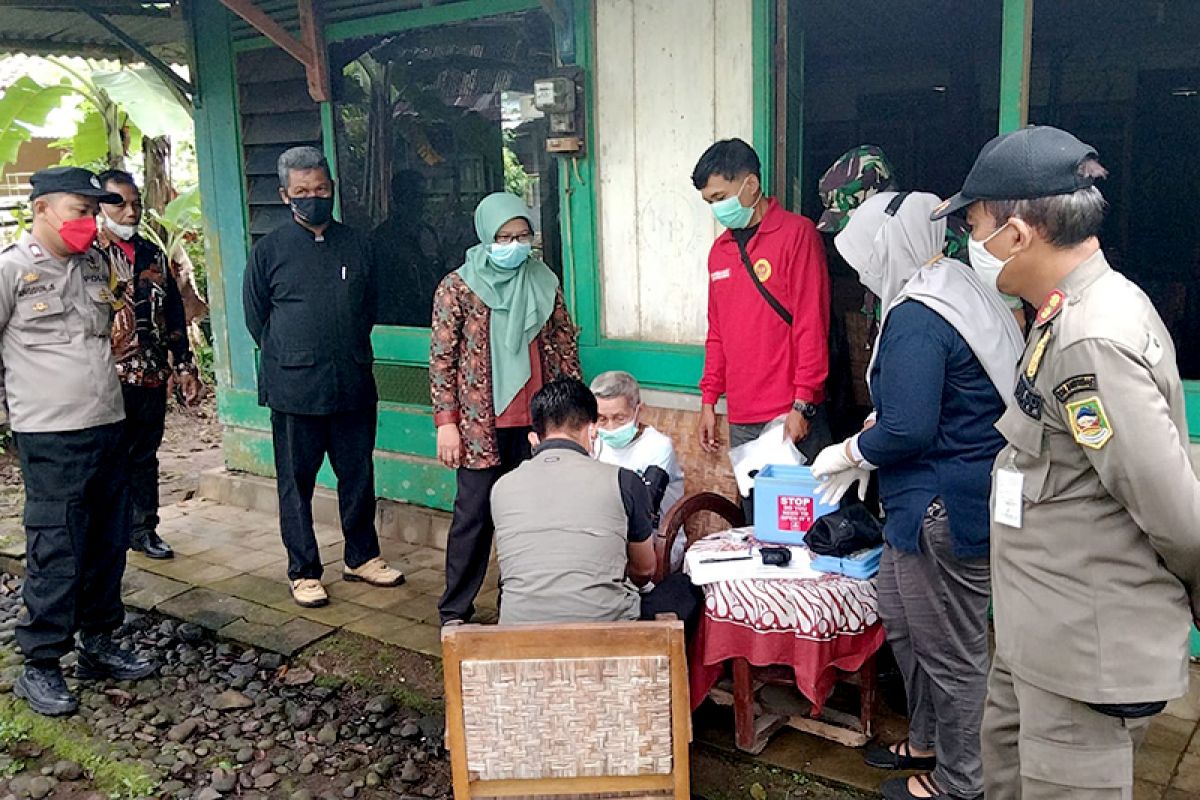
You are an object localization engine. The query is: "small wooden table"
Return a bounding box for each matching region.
[687,529,885,753]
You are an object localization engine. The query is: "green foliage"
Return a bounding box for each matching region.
[68,107,111,166]
[0,76,76,172]
[141,186,201,263]
[0,695,159,799]
[91,67,191,138]
[503,143,530,198]
[0,712,31,746]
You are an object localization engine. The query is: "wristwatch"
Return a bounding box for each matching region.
[792,400,817,419]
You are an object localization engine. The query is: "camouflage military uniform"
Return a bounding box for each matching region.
[818,144,969,262]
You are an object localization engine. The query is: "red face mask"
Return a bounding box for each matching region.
[57,215,98,253]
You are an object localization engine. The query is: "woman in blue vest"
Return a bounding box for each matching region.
[811,192,1022,800]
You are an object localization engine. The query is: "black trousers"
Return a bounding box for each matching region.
[271,408,380,581]
[639,573,705,632]
[121,384,168,539]
[13,422,130,664]
[438,427,531,624]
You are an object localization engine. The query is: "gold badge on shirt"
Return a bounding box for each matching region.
[753,258,773,283]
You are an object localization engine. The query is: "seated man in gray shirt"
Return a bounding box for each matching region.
[493,378,702,625]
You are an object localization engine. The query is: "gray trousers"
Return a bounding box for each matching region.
[877,501,991,798]
[982,652,1151,799]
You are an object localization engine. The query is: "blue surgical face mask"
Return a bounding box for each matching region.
[710,176,761,229]
[488,240,532,270]
[597,419,638,450]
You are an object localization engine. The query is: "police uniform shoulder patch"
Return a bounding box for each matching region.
[1066,395,1112,450]
[1053,374,1097,403]
[1036,289,1065,326]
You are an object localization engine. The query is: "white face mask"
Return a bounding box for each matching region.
[103,214,137,241]
[967,222,1023,308]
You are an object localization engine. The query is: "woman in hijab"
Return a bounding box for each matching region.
[429,192,580,626]
[812,192,1022,800]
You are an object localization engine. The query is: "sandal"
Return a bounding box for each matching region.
[881,774,945,799]
[864,740,937,771]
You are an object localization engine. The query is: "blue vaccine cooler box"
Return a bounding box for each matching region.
[753,464,839,546]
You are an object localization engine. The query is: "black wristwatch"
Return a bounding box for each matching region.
[792,400,818,419]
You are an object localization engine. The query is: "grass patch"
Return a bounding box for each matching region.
[300,632,443,715]
[0,695,159,799]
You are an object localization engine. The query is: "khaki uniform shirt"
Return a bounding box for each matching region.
[0,234,124,433]
[991,250,1200,704]
[492,443,642,625]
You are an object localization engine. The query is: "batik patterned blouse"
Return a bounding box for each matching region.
[430,270,580,470]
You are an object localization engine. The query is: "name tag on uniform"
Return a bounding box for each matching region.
[993,468,1024,528]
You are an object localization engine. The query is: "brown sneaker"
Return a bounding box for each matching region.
[290,578,329,608]
[342,557,405,587]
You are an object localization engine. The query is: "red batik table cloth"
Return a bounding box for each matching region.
[687,529,885,714]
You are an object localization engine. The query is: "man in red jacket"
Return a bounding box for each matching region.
[693,139,832,496]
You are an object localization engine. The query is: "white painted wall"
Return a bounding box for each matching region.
[593,0,755,345]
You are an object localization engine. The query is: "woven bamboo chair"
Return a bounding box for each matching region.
[442,620,691,799]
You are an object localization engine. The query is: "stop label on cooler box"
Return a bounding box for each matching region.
[777,495,815,532]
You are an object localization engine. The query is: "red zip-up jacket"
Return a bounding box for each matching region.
[700,198,830,424]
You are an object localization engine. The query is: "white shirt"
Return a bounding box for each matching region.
[596,425,687,568]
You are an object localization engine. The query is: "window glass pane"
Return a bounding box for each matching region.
[331,10,560,328]
[1029,1,1200,378]
[795,0,1003,417]
[799,1,1003,221]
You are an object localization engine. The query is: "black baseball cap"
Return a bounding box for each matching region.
[29,166,123,204]
[930,126,1099,220]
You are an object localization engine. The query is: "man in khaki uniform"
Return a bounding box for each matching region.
[1,167,156,717]
[932,126,1200,799]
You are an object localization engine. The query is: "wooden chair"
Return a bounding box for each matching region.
[655,491,745,583]
[658,491,878,753]
[442,620,692,799]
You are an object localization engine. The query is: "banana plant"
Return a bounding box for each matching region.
[139,185,200,261]
[0,58,190,175]
[0,75,76,173]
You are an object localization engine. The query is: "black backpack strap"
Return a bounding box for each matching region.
[735,238,793,326]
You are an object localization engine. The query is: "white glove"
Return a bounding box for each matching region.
[811,438,871,505]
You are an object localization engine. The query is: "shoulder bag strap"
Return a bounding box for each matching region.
[735,238,793,326]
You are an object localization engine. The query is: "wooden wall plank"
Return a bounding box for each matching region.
[593,0,755,345]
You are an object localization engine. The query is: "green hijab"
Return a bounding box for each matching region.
[457,192,559,416]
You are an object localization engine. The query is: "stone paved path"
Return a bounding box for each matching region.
[115,497,495,661]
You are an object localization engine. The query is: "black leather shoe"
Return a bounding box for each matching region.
[75,635,156,681]
[14,664,78,716]
[130,530,174,559]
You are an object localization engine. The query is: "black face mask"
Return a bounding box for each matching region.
[289,196,334,226]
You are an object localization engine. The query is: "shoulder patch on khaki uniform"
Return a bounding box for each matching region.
[1053,374,1097,403]
[1066,395,1113,450]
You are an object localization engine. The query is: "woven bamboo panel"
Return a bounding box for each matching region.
[640,407,737,499]
[461,656,673,780]
[641,407,741,540]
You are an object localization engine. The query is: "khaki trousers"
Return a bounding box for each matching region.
[982,652,1151,799]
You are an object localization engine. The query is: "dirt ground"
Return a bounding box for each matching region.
[0,395,224,531]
